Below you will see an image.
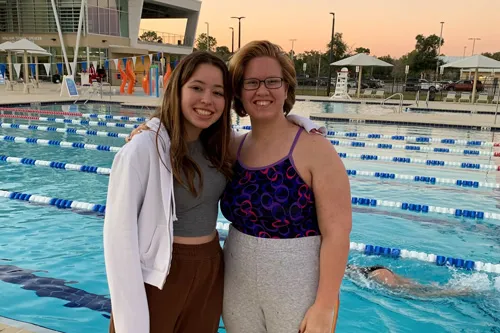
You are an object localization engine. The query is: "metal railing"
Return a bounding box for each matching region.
[382,93,404,113]
[138,29,193,47]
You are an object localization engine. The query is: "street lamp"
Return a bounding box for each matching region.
[229,27,234,53]
[231,16,245,49]
[289,39,297,60]
[468,37,481,55]
[326,12,335,97]
[205,22,210,51]
[435,21,444,81]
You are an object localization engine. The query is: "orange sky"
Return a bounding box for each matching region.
[140,0,500,58]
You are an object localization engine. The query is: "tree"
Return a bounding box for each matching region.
[326,32,349,61]
[482,52,500,61]
[411,34,444,74]
[139,30,163,43]
[354,47,370,54]
[215,46,231,61]
[372,55,395,79]
[196,33,217,51]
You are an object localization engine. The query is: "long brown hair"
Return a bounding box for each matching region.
[153,51,233,196]
[228,40,297,117]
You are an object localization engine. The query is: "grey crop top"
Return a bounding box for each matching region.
[173,139,228,237]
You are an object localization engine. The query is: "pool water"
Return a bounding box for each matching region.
[1,102,499,333]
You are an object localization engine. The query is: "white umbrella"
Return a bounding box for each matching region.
[331,53,393,98]
[2,39,50,93]
[441,54,500,103]
[0,41,15,83]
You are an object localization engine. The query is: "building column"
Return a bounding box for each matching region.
[128,0,145,47]
[185,12,199,48]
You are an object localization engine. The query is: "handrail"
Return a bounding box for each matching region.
[382,93,404,113]
[74,82,112,105]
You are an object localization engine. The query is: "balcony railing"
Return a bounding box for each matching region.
[138,29,193,47]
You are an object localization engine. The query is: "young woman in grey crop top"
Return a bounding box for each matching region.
[105,51,233,333]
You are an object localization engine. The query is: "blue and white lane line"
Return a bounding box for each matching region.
[1,189,499,274]
[3,154,500,190]
[1,135,122,152]
[5,122,500,150]
[233,125,498,147]
[0,118,139,129]
[3,135,499,171]
[0,123,128,139]
[0,183,499,221]
[0,155,111,175]
[330,139,497,157]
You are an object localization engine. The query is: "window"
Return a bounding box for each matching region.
[98,7,109,35]
[109,9,119,36]
[87,6,99,34]
[119,10,128,37]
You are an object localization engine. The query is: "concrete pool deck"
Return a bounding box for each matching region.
[0,316,61,333]
[1,84,500,130]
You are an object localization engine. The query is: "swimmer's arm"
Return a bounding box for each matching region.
[310,136,352,308]
[404,286,472,298]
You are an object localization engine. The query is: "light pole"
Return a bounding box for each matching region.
[468,37,481,55]
[205,22,210,51]
[231,16,245,50]
[229,27,234,53]
[463,46,467,57]
[326,12,335,97]
[435,21,444,81]
[289,39,297,60]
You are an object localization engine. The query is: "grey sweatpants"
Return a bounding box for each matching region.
[222,226,322,333]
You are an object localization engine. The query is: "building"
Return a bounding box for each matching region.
[439,55,500,82]
[0,0,201,84]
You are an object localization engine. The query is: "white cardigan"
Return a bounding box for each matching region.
[103,116,325,333]
[104,117,176,333]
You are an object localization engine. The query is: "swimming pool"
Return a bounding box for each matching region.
[1,101,499,333]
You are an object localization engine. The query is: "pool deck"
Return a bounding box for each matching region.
[1,84,500,130]
[0,316,61,333]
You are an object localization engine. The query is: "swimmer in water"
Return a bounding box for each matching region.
[345,264,473,298]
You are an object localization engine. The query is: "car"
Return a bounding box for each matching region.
[404,79,442,92]
[365,78,385,88]
[404,78,420,91]
[347,79,368,89]
[418,79,442,91]
[444,80,484,92]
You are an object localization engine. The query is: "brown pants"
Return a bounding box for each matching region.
[109,234,224,333]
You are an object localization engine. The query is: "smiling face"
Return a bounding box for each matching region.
[240,56,288,121]
[180,63,226,141]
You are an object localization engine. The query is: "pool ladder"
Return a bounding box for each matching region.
[415,90,430,108]
[381,93,404,113]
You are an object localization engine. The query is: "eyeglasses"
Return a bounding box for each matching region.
[242,77,283,90]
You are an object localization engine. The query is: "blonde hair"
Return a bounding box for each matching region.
[153,51,233,196]
[228,40,297,117]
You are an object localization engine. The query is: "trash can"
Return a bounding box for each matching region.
[52,73,61,84]
[428,90,436,101]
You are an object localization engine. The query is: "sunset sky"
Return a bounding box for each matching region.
[140,0,500,58]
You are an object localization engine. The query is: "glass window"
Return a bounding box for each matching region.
[88,0,98,6]
[98,0,108,8]
[108,0,117,9]
[87,6,99,34]
[119,10,128,37]
[109,9,119,36]
[98,7,109,35]
[118,0,128,12]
